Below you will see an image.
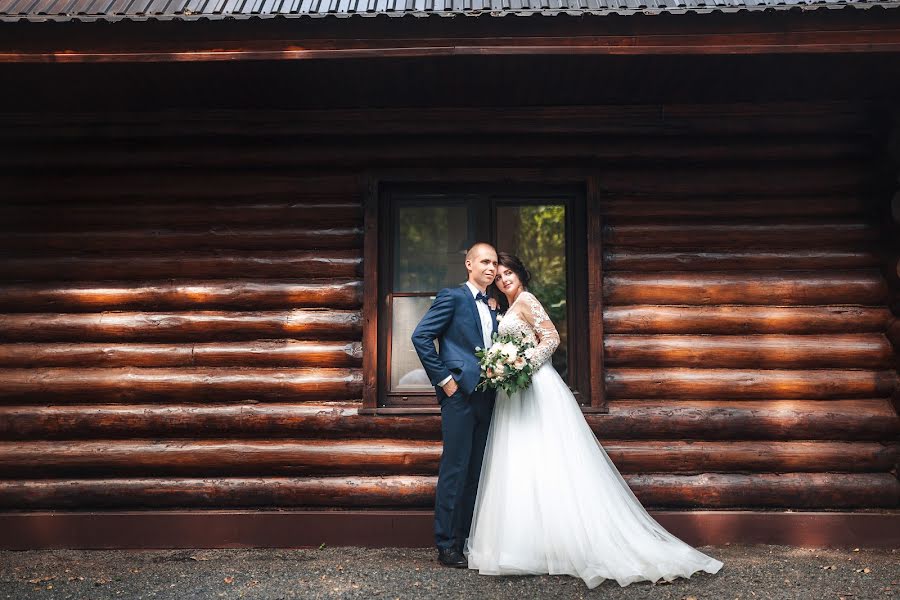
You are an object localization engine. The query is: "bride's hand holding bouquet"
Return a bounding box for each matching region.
[475,331,536,395]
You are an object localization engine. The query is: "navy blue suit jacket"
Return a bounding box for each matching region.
[411,284,498,397]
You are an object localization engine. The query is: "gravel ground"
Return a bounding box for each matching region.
[0,546,897,600]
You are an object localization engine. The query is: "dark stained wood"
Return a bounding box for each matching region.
[603,305,892,334]
[0,173,358,202]
[0,440,441,477]
[2,510,899,550]
[0,368,363,403]
[0,280,362,312]
[608,441,899,474]
[604,249,881,271]
[3,28,900,64]
[604,334,894,368]
[598,196,873,218]
[586,175,606,410]
[1,439,893,477]
[1,100,897,521]
[597,166,871,195]
[0,253,365,282]
[0,228,364,252]
[0,310,362,342]
[605,271,887,306]
[0,203,362,229]
[629,473,900,509]
[604,220,877,248]
[595,399,900,441]
[0,476,436,509]
[362,176,379,411]
[605,368,898,400]
[1,473,896,509]
[889,319,900,348]
[0,103,876,139]
[0,341,363,368]
[1,137,868,169]
[1,399,895,442]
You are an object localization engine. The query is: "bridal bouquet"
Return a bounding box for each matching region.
[475,332,536,395]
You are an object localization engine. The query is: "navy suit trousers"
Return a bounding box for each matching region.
[434,387,495,551]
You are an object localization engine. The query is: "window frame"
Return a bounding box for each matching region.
[360,175,606,415]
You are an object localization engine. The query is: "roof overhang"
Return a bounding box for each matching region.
[1,8,900,62]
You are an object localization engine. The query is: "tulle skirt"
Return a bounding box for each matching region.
[464,363,723,588]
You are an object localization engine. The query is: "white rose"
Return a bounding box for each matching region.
[513,356,527,370]
[494,363,506,376]
[524,348,536,361]
[501,342,518,360]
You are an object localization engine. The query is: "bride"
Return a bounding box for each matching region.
[465,252,723,588]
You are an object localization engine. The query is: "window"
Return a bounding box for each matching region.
[363,183,601,413]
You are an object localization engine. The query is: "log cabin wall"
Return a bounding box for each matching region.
[0,103,897,513]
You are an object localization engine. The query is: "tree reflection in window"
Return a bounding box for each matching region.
[496,204,568,379]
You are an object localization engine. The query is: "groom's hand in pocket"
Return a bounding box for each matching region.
[442,378,459,397]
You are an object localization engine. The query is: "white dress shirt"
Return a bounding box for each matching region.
[437,281,493,388]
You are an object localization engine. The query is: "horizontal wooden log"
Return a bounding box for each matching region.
[1,473,896,509]
[626,473,900,509]
[0,279,362,312]
[597,166,871,195]
[603,305,892,334]
[0,252,364,282]
[0,399,897,442]
[2,137,867,170]
[0,440,441,477]
[0,310,362,342]
[606,368,899,400]
[605,271,887,306]
[604,220,878,248]
[0,368,363,403]
[604,334,894,368]
[0,476,435,509]
[609,441,899,474]
[889,320,900,348]
[596,399,900,441]
[598,196,872,218]
[0,104,873,139]
[0,227,363,251]
[0,440,893,477]
[0,202,361,229]
[0,173,358,202]
[0,341,362,368]
[604,249,881,271]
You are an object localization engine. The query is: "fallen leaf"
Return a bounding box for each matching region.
[853,548,860,552]
[864,568,872,574]
[223,576,234,585]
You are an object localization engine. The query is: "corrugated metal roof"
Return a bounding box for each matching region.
[1,0,897,21]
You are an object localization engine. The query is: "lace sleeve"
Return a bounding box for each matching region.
[520,292,560,369]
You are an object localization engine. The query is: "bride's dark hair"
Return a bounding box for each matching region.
[487,252,531,313]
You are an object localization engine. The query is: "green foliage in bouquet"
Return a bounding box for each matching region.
[475,332,537,396]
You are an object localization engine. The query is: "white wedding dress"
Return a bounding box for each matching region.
[465,291,723,588]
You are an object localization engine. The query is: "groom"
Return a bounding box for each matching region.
[411,242,499,568]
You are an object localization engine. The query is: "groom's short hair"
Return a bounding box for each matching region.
[465,242,497,262]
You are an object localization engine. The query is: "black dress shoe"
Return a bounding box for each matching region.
[437,547,468,568]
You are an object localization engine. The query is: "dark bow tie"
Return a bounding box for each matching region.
[475,292,490,305]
